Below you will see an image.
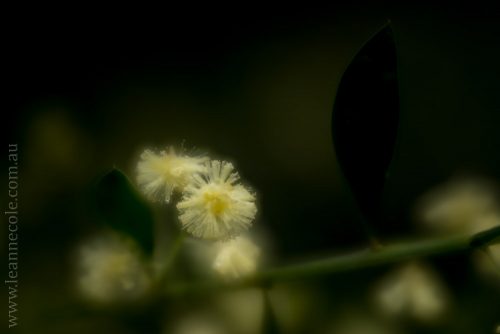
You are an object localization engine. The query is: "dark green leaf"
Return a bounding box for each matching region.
[470,225,500,248]
[332,23,399,225]
[94,168,154,255]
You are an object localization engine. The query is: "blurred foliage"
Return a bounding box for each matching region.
[94,169,154,255]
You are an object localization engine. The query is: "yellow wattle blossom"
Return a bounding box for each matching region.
[75,232,151,304]
[416,178,498,234]
[213,236,260,279]
[177,160,257,240]
[472,213,500,288]
[373,262,449,322]
[169,313,228,334]
[416,178,500,288]
[137,147,208,203]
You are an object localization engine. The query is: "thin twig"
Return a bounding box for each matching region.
[164,225,500,297]
[155,232,187,288]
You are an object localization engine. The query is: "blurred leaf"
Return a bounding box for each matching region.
[94,169,154,255]
[470,225,500,248]
[332,23,399,223]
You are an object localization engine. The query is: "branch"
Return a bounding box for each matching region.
[164,225,500,297]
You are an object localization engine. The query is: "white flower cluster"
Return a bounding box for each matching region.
[137,146,260,279]
[374,262,449,322]
[137,147,208,204]
[75,232,152,304]
[212,236,261,279]
[416,178,500,235]
[416,178,500,287]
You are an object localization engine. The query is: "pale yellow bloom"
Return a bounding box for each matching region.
[416,179,500,288]
[416,178,498,234]
[177,160,257,239]
[75,232,151,304]
[166,290,264,334]
[215,289,264,334]
[137,147,207,203]
[374,262,449,322]
[469,211,500,234]
[213,236,260,279]
[169,313,228,334]
[472,213,500,288]
[474,242,500,285]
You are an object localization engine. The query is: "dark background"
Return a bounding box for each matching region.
[3,4,500,333]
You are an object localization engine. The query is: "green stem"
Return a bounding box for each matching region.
[155,232,187,286]
[165,232,187,270]
[164,225,500,296]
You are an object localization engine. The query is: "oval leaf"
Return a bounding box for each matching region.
[94,168,154,255]
[332,24,399,221]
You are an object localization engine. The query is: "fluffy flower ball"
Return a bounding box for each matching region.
[177,160,257,240]
[374,262,449,322]
[137,147,208,203]
[213,236,261,279]
[75,232,151,304]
